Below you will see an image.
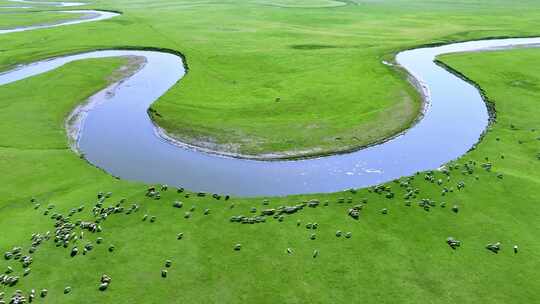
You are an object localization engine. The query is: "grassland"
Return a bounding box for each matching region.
[256,0,348,8]
[1,0,540,303]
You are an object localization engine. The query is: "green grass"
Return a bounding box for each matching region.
[0,12,85,29]
[256,0,348,8]
[1,1,540,303]
[0,47,539,302]
[3,0,540,157]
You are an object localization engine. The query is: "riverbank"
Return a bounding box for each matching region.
[65,55,146,152]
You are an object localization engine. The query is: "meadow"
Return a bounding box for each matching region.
[0,0,539,303]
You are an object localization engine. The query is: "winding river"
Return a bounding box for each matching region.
[0,8,117,34]
[7,0,85,6]
[1,2,539,196]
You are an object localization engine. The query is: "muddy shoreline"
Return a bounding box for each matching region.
[65,55,147,153]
